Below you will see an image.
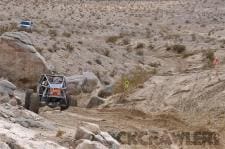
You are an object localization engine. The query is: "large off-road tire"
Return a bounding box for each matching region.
[60,94,71,111]
[24,89,33,110]
[29,93,40,114]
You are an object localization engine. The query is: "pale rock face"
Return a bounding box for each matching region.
[0,110,65,149]
[86,96,105,108]
[0,79,16,96]
[0,142,10,149]
[79,121,101,135]
[0,32,51,88]
[96,132,120,149]
[75,126,95,141]
[66,72,100,95]
[0,100,65,149]
[75,121,121,149]
[76,140,108,149]
[97,84,114,98]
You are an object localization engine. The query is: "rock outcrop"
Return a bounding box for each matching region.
[0,79,16,96]
[66,72,100,95]
[0,101,65,149]
[74,121,120,149]
[0,32,51,88]
[0,79,22,106]
[97,84,114,98]
[119,70,225,114]
[86,96,105,108]
[76,140,108,149]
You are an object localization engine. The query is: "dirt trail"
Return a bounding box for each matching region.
[39,107,225,149]
[41,107,189,132]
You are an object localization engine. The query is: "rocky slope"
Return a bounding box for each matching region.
[1,0,225,149]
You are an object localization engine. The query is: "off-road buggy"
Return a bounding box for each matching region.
[24,74,71,113]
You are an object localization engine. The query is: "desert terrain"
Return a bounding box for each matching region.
[1,0,225,148]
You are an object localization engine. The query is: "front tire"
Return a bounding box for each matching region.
[29,93,40,114]
[24,90,40,114]
[60,95,71,111]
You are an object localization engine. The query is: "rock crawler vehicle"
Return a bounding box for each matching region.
[24,74,71,113]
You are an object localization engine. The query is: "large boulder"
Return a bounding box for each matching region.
[75,122,100,141]
[0,80,22,106]
[98,84,114,98]
[95,132,120,149]
[0,104,65,149]
[75,126,95,141]
[86,96,105,108]
[79,121,101,135]
[0,79,16,96]
[76,140,108,149]
[74,122,121,149]
[0,32,51,88]
[0,142,10,149]
[66,72,99,95]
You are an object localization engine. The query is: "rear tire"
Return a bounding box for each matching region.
[29,93,40,114]
[24,89,33,110]
[60,95,71,111]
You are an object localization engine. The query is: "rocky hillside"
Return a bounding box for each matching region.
[1,0,225,149]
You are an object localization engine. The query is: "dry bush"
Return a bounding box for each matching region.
[114,67,156,94]
[182,52,195,58]
[166,44,186,54]
[136,49,144,56]
[103,49,110,57]
[122,38,130,45]
[203,50,215,68]
[48,43,58,53]
[135,42,145,49]
[62,31,71,38]
[56,130,65,138]
[64,42,74,52]
[48,29,57,37]
[95,58,102,65]
[106,35,121,44]
[0,23,17,35]
[35,47,44,54]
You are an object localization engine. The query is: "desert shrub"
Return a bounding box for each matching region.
[103,49,110,57]
[78,41,83,44]
[205,50,214,61]
[182,52,195,58]
[48,29,57,37]
[62,31,71,38]
[106,35,121,44]
[166,44,186,54]
[135,42,145,49]
[148,44,155,50]
[191,34,196,41]
[56,130,65,137]
[114,67,156,94]
[122,38,130,45]
[48,43,59,53]
[95,58,102,65]
[136,49,144,56]
[35,47,44,53]
[0,23,17,35]
[203,50,215,68]
[64,42,74,52]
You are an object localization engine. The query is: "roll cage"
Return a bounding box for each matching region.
[37,74,67,99]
